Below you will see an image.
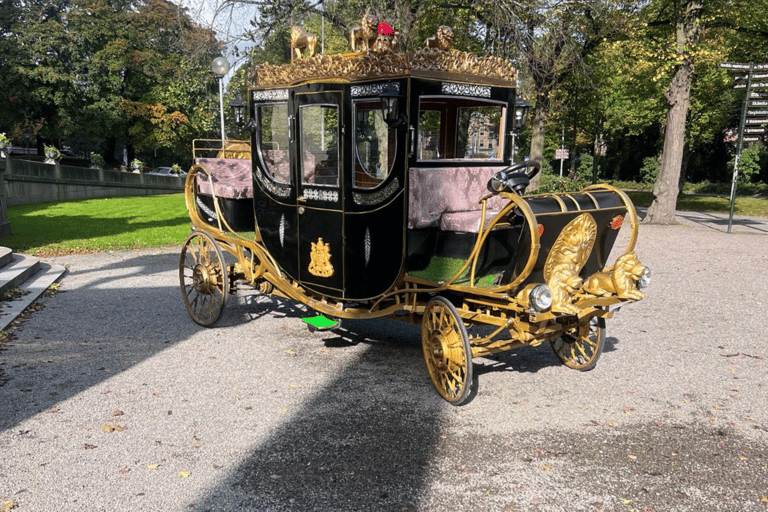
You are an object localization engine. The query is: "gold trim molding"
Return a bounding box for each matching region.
[251,48,517,88]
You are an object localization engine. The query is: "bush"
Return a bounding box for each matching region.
[640,157,660,184]
[727,143,766,183]
[536,169,590,194]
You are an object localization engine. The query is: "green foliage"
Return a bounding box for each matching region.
[728,143,767,183]
[536,167,589,194]
[0,0,222,166]
[640,157,661,184]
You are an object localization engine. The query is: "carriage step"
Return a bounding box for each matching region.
[302,315,341,332]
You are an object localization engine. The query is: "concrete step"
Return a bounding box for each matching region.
[0,253,41,297]
[0,261,67,332]
[0,246,12,267]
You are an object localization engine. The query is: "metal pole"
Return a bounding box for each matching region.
[728,63,753,233]
[559,126,564,177]
[218,77,226,141]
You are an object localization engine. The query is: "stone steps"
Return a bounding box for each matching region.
[0,246,66,332]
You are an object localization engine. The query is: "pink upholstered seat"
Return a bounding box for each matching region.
[408,167,507,232]
[195,158,253,199]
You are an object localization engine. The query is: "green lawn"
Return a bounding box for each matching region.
[625,191,768,218]
[2,194,191,256]
[1,189,767,257]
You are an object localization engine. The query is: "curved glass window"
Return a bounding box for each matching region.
[257,102,290,184]
[300,104,339,187]
[354,100,395,189]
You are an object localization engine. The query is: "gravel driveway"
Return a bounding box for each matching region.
[1,211,767,511]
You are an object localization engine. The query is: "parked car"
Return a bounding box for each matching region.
[146,166,187,178]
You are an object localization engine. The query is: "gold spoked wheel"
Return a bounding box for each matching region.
[421,296,474,405]
[550,315,605,371]
[179,230,229,327]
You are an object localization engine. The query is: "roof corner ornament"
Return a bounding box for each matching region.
[291,26,317,61]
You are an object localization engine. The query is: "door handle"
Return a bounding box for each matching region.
[298,206,305,215]
[297,195,307,203]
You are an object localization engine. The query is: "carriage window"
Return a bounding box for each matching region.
[456,106,503,159]
[257,102,290,184]
[300,104,339,187]
[417,97,505,161]
[418,110,442,160]
[354,101,395,189]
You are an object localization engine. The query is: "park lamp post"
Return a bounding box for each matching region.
[211,56,231,141]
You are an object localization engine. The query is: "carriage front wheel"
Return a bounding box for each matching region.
[550,315,605,371]
[179,230,229,327]
[421,297,474,405]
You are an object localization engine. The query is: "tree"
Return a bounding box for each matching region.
[480,1,639,189]
[643,0,703,224]
[0,0,222,166]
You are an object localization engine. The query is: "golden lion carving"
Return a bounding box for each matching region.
[350,14,378,52]
[424,25,454,51]
[583,251,646,300]
[291,26,317,60]
[543,214,597,315]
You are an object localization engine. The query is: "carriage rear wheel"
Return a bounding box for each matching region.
[179,230,229,327]
[550,315,605,371]
[421,297,474,405]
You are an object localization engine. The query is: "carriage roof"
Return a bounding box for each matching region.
[249,45,517,90]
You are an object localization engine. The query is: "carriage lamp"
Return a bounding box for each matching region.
[229,95,247,129]
[514,96,531,132]
[380,82,405,128]
[638,267,652,289]
[529,284,552,312]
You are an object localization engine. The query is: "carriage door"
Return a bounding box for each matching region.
[294,90,345,295]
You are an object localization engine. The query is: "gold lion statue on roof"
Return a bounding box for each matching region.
[350,13,378,52]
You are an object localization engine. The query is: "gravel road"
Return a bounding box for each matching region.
[1,211,767,511]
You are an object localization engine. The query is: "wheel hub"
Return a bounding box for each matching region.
[192,263,217,294]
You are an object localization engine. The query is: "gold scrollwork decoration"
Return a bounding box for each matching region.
[308,238,334,278]
[249,24,516,88]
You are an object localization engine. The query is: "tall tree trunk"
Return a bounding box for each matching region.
[644,0,702,224]
[528,92,550,191]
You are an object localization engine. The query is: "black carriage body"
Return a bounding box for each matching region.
[251,80,409,300]
[248,58,632,302]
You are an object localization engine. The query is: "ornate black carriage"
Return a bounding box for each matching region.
[179,25,650,404]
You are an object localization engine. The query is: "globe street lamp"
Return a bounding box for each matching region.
[211,56,231,141]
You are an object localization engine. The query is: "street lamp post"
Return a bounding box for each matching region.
[211,56,231,141]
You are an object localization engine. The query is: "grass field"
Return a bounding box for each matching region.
[1,194,190,256]
[1,188,766,257]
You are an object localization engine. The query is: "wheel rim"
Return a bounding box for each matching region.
[421,297,473,405]
[179,231,228,326]
[550,316,605,370]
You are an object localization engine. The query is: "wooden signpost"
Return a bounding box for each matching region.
[719,62,768,233]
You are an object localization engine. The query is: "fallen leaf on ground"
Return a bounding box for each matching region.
[101,424,127,433]
[111,409,124,417]
[179,471,191,478]
[82,443,98,450]
[2,501,16,512]
[147,464,159,470]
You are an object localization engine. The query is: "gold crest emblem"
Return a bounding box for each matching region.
[308,238,334,277]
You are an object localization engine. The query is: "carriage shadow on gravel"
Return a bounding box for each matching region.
[195,316,448,512]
